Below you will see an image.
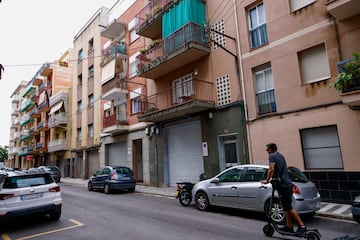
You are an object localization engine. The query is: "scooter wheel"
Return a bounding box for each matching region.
[306,231,321,240]
[263,224,274,237]
[179,190,192,206]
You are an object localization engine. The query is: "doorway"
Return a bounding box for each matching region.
[133,139,143,182]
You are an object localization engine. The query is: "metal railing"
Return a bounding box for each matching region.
[136,0,174,29]
[137,22,209,74]
[337,58,360,93]
[141,79,214,114]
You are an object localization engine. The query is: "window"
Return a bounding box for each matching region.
[172,74,193,104]
[88,94,94,107]
[78,49,83,62]
[77,128,82,141]
[248,2,268,49]
[88,65,94,79]
[77,74,82,85]
[301,125,343,169]
[77,100,82,112]
[129,53,140,78]
[244,167,267,182]
[131,97,141,114]
[298,43,330,84]
[254,64,276,114]
[218,167,244,183]
[290,0,316,12]
[88,124,94,138]
[117,103,127,121]
[88,38,94,53]
[128,18,139,43]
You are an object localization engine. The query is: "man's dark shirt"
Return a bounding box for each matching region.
[269,151,292,187]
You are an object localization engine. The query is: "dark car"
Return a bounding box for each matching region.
[38,166,61,183]
[88,166,136,194]
[352,195,360,223]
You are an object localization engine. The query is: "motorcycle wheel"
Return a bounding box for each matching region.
[306,231,321,240]
[179,190,192,206]
[262,224,274,237]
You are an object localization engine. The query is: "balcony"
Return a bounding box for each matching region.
[101,19,126,40]
[49,90,68,106]
[36,141,47,152]
[12,95,21,103]
[326,0,360,20]
[136,0,174,39]
[101,43,127,67]
[102,78,127,101]
[30,108,41,118]
[336,58,360,108]
[20,114,33,126]
[20,99,35,112]
[22,85,35,98]
[48,139,67,153]
[137,22,210,79]
[18,148,29,157]
[138,79,215,122]
[38,100,50,112]
[103,111,128,134]
[38,120,49,131]
[48,112,67,128]
[30,126,39,136]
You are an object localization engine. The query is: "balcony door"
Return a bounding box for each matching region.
[172,74,193,104]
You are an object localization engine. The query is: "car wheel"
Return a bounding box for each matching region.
[104,184,111,194]
[265,199,285,224]
[49,210,61,221]
[195,192,209,211]
[88,182,93,191]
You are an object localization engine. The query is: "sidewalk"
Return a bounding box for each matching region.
[60,177,354,221]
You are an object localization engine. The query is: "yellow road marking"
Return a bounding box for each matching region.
[0,219,84,240]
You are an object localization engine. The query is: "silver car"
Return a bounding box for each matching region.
[191,164,321,223]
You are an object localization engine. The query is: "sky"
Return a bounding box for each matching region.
[0,0,118,147]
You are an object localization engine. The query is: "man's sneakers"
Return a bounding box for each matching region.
[279,226,294,233]
[295,225,307,236]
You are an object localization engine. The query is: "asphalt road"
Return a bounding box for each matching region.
[1,184,359,240]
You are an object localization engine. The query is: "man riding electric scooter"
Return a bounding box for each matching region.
[262,143,316,237]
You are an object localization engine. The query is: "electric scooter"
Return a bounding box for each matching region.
[263,180,321,240]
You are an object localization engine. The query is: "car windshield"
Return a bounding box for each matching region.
[288,167,309,183]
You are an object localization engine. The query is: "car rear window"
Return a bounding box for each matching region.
[46,166,60,171]
[288,167,309,183]
[114,167,133,175]
[3,174,54,189]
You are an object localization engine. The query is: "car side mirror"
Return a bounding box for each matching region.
[210,178,219,184]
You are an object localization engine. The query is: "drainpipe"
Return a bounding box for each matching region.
[233,0,252,163]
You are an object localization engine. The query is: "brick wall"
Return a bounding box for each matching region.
[304,171,360,204]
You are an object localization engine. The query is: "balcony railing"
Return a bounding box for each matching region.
[337,58,360,93]
[101,43,127,67]
[48,139,67,152]
[140,79,214,115]
[48,112,67,128]
[137,22,210,79]
[136,0,174,39]
[49,90,68,106]
[256,89,277,115]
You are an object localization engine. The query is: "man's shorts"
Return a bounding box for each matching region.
[278,185,293,211]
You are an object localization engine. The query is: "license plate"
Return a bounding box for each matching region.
[20,193,43,201]
[175,190,179,198]
[120,177,130,180]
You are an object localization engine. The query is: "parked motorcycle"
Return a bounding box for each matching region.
[176,173,206,206]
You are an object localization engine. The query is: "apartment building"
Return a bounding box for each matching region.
[235,0,360,203]
[99,0,151,184]
[47,50,74,177]
[134,0,249,187]
[8,80,28,169]
[8,54,74,170]
[70,7,110,179]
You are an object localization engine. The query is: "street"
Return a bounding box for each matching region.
[1,184,359,240]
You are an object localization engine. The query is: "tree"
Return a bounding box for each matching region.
[0,145,8,162]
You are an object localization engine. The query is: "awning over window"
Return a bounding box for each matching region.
[49,101,63,114]
[101,59,116,84]
[130,88,142,99]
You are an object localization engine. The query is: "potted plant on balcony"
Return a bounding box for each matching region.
[330,52,360,91]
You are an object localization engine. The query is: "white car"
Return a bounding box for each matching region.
[0,169,62,222]
[192,164,321,224]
